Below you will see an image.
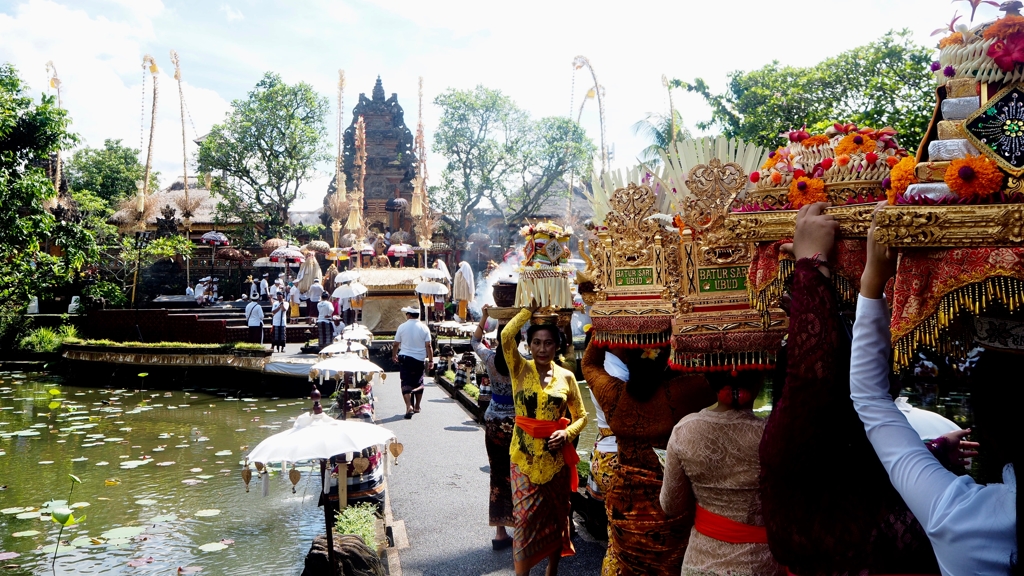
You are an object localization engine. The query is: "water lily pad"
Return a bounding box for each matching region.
[190,468,203,473]
[70,457,88,462]
[198,542,228,552]
[96,461,110,466]
[48,389,61,396]
[155,461,175,467]
[1,507,27,515]
[15,511,41,520]
[11,530,40,537]
[195,475,213,480]
[214,450,232,456]
[127,556,154,567]
[100,526,145,539]
[40,542,77,553]
[134,499,157,506]
[181,479,203,486]
[0,552,20,560]
[103,437,124,442]
[70,502,90,509]
[150,514,177,523]
[193,509,220,517]
[38,461,54,465]
[70,536,100,547]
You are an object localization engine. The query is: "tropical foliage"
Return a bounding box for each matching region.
[631,110,691,167]
[65,139,157,206]
[674,30,934,150]
[198,72,330,232]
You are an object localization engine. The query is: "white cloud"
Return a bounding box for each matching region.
[220,4,243,22]
[0,0,230,193]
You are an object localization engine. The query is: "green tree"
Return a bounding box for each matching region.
[631,109,691,167]
[198,72,330,231]
[65,139,157,206]
[98,235,194,300]
[674,30,934,150]
[432,86,594,242]
[70,188,117,245]
[0,63,95,312]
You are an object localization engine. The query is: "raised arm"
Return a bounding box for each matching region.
[501,307,530,381]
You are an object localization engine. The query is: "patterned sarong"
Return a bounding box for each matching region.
[485,416,514,527]
[602,462,689,576]
[398,355,425,395]
[512,462,575,573]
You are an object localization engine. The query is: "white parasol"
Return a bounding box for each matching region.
[254,257,286,268]
[416,281,449,296]
[419,269,447,280]
[269,247,305,263]
[247,411,394,464]
[387,243,414,257]
[309,354,384,380]
[319,341,368,356]
[335,270,360,284]
[332,282,368,299]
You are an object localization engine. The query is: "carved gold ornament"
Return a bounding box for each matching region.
[873,204,1024,247]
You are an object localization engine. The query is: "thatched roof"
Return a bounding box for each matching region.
[110,176,237,226]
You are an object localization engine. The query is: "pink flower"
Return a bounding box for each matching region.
[987,34,1024,72]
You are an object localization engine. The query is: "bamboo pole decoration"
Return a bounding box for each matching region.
[45,61,62,193]
[170,51,189,212]
[141,55,159,197]
[345,116,367,234]
[336,70,347,201]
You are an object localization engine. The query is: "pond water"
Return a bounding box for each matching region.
[0,371,323,575]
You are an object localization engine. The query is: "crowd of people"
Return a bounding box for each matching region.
[463,203,1017,576]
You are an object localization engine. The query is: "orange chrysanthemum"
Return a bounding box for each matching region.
[888,156,918,204]
[771,172,783,185]
[886,155,901,168]
[945,155,1004,200]
[984,14,1024,40]
[788,177,826,208]
[837,154,851,167]
[939,32,965,49]
[801,134,830,147]
[761,148,784,170]
[835,133,877,156]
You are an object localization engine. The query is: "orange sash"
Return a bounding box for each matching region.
[694,504,768,544]
[514,415,580,492]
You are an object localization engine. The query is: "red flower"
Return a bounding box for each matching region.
[793,169,806,179]
[987,33,1024,72]
[749,171,760,183]
[866,152,879,164]
[821,158,834,170]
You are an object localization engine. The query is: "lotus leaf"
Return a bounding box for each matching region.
[11,530,40,537]
[100,526,145,539]
[198,542,228,552]
[193,509,220,517]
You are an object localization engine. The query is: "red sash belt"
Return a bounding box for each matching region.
[515,415,580,492]
[694,505,768,544]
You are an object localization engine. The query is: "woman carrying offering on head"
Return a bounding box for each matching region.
[502,307,588,576]
[660,371,783,576]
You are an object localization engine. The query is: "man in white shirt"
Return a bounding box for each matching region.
[185,283,195,298]
[306,278,325,325]
[269,279,280,301]
[244,297,264,344]
[249,276,259,300]
[316,295,334,348]
[259,273,270,302]
[270,292,288,352]
[194,279,207,306]
[392,306,433,419]
[330,315,346,342]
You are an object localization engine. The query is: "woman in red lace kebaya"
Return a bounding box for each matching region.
[758,203,939,574]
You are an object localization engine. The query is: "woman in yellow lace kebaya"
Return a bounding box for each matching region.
[502,307,588,576]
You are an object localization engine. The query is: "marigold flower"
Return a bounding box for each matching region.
[888,156,918,204]
[837,154,851,167]
[886,155,901,168]
[983,14,1024,40]
[939,33,965,49]
[944,155,1004,200]
[801,134,830,147]
[761,148,783,170]
[771,172,783,185]
[835,133,877,156]
[788,177,826,208]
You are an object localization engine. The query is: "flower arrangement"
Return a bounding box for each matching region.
[944,155,1004,200]
[788,177,826,208]
[801,134,830,147]
[761,148,784,170]
[983,15,1024,72]
[888,156,919,204]
[939,32,966,48]
[983,14,1024,40]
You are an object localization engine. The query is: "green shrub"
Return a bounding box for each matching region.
[82,280,127,308]
[334,502,380,549]
[462,383,479,400]
[19,327,62,353]
[443,370,456,382]
[576,458,591,480]
[57,325,78,340]
[62,339,265,351]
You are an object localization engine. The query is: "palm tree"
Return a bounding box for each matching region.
[631,110,691,168]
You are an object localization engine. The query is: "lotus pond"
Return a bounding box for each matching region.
[0,371,325,574]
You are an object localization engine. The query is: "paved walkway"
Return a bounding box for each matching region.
[377,374,606,576]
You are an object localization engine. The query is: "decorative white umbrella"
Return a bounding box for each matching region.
[387,243,413,257]
[254,257,286,268]
[269,247,305,263]
[415,281,449,296]
[245,398,397,572]
[335,270,360,284]
[247,411,394,464]
[319,341,368,356]
[419,269,447,280]
[332,282,368,299]
[309,354,384,380]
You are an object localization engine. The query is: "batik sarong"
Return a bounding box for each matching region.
[485,416,514,527]
[512,462,574,573]
[398,355,425,395]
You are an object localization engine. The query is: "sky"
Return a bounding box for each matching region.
[0,0,1004,212]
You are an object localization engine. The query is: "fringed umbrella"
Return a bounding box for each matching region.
[332,282,368,299]
[269,247,305,263]
[263,238,288,255]
[416,281,449,309]
[384,197,410,213]
[201,231,230,246]
[306,240,331,254]
[335,270,360,284]
[387,244,414,257]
